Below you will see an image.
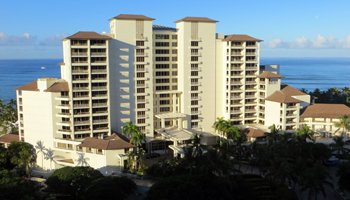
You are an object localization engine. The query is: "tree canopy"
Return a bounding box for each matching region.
[46,166,103,198]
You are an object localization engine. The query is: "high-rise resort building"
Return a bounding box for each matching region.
[14,14,311,174]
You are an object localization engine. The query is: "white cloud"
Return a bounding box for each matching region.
[0,32,37,46]
[268,35,350,49]
[0,32,66,47]
[341,36,350,48]
[268,38,284,48]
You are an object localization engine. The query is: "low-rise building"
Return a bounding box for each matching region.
[300,104,350,136]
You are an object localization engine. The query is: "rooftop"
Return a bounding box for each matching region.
[66,31,111,40]
[156,127,194,141]
[79,133,134,150]
[301,104,350,118]
[17,79,69,92]
[257,71,283,79]
[245,128,266,138]
[16,81,38,91]
[265,90,302,104]
[176,16,218,23]
[0,133,19,144]
[112,14,155,21]
[45,82,69,92]
[281,85,308,96]
[223,34,262,42]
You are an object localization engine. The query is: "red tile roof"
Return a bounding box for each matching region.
[176,17,218,23]
[245,128,266,138]
[223,34,262,42]
[0,134,19,144]
[16,81,38,91]
[281,85,308,96]
[265,91,302,103]
[45,82,69,92]
[66,31,111,40]
[112,14,155,21]
[80,133,134,150]
[301,104,350,118]
[257,71,283,79]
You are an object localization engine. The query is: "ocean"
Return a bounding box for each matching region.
[0,58,349,102]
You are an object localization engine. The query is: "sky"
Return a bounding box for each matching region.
[1,0,350,59]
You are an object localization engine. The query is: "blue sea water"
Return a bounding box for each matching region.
[0,59,61,102]
[262,57,350,91]
[0,58,349,101]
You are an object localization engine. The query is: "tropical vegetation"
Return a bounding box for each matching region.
[306,87,350,106]
[122,121,146,174]
[0,99,17,135]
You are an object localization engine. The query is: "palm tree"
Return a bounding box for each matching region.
[295,124,314,142]
[122,121,146,174]
[266,124,281,144]
[334,115,350,137]
[76,153,89,166]
[122,121,139,138]
[35,140,46,168]
[44,148,56,170]
[130,131,145,149]
[213,117,229,137]
[226,126,242,144]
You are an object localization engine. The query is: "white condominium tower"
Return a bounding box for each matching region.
[16,14,310,171]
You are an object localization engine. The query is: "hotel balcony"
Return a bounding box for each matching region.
[57,121,71,126]
[91,77,108,83]
[73,103,90,108]
[245,94,256,99]
[91,62,107,66]
[57,112,71,117]
[71,52,88,58]
[92,102,107,107]
[191,52,202,56]
[230,67,242,71]
[71,41,88,48]
[74,120,90,125]
[72,69,89,74]
[57,129,72,134]
[91,86,107,91]
[245,109,256,113]
[93,119,108,124]
[286,106,298,110]
[191,66,201,71]
[245,52,256,56]
[93,127,109,132]
[136,52,149,57]
[230,95,242,100]
[135,45,150,50]
[245,86,257,91]
[56,104,70,109]
[74,128,91,133]
[190,82,201,86]
[245,101,257,105]
[191,96,202,100]
[73,111,90,116]
[230,81,242,86]
[230,52,242,56]
[90,43,106,48]
[91,69,107,74]
[91,52,106,57]
[72,86,89,91]
[246,81,257,85]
